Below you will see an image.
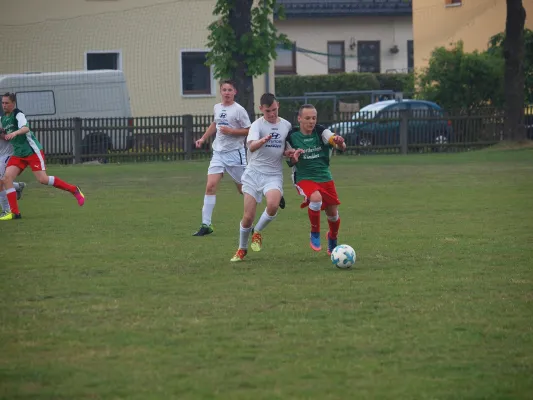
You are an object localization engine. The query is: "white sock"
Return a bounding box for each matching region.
[202,195,216,225]
[0,190,10,213]
[309,201,322,211]
[327,213,339,222]
[48,176,55,186]
[13,182,20,190]
[254,209,277,232]
[239,222,252,250]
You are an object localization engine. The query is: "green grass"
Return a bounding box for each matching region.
[1,149,533,399]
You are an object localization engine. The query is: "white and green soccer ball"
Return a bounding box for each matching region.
[331,244,356,269]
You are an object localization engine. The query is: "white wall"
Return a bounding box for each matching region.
[276,16,413,75]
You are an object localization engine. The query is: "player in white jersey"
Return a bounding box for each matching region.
[0,126,25,217]
[192,80,252,236]
[230,93,294,262]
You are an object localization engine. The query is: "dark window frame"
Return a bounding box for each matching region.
[407,40,414,72]
[86,51,121,70]
[275,42,297,75]
[357,41,381,73]
[181,51,212,96]
[327,41,346,74]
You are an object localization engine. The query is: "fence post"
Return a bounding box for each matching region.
[399,109,408,155]
[73,117,82,164]
[183,114,194,160]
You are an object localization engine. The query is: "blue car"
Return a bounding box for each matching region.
[329,99,453,148]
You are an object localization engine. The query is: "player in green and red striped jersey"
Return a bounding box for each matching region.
[286,104,346,254]
[0,92,85,221]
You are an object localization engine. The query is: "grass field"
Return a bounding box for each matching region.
[1,149,533,399]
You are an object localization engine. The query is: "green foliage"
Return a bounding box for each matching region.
[206,0,289,79]
[417,41,504,112]
[375,73,415,95]
[488,28,533,104]
[274,73,414,121]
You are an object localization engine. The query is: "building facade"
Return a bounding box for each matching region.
[412,0,533,70]
[274,0,414,75]
[0,0,274,117]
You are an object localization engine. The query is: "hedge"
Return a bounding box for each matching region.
[274,73,415,122]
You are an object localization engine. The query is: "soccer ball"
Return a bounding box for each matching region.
[331,244,356,269]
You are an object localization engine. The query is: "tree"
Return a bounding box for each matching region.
[417,41,504,112]
[206,0,289,120]
[502,0,527,140]
[489,28,533,105]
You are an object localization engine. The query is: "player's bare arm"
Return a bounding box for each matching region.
[4,126,29,141]
[196,122,217,148]
[248,134,272,153]
[219,126,250,136]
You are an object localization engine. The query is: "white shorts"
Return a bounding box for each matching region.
[207,149,247,184]
[0,155,10,179]
[241,168,283,203]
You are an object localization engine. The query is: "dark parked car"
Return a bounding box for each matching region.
[329,99,453,148]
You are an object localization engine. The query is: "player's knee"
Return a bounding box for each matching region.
[205,183,217,194]
[309,191,322,203]
[265,202,279,216]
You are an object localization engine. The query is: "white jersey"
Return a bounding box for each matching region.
[246,117,292,175]
[211,102,252,152]
[0,120,14,158]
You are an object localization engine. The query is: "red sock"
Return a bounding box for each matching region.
[328,217,341,240]
[308,208,321,233]
[6,189,19,214]
[51,176,77,193]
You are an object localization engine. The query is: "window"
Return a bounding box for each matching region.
[357,41,380,73]
[16,91,56,116]
[445,0,462,6]
[407,40,414,72]
[275,42,297,75]
[327,41,345,74]
[86,51,121,70]
[180,51,213,96]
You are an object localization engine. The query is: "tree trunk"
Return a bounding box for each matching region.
[503,0,527,141]
[229,0,255,122]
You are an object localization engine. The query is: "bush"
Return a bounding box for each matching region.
[417,41,504,112]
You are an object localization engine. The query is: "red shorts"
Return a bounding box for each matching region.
[295,180,341,210]
[7,150,46,172]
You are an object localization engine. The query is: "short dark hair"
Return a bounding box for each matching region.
[260,93,277,107]
[2,92,16,103]
[298,104,316,115]
[219,79,237,89]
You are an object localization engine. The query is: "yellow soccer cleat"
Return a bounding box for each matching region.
[0,212,22,221]
[250,231,263,252]
[230,248,247,262]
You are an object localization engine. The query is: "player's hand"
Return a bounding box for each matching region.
[284,149,295,158]
[261,134,272,144]
[291,149,304,163]
[332,135,344,146]
[219,126,233,135]
[332,135,346,151]
[4,133,16,141]
[195,138,205,148]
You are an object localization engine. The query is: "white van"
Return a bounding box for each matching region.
[0,70,132,157]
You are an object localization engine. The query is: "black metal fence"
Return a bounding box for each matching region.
[30,107,532,164]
